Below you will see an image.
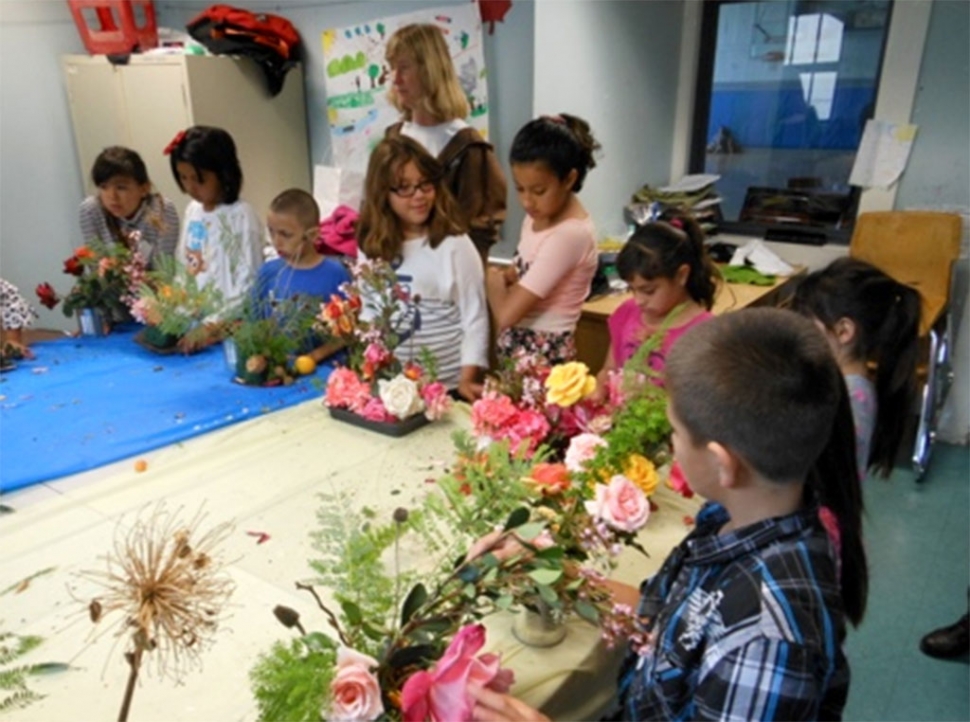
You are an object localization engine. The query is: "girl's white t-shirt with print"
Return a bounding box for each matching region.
[177,200,264,316]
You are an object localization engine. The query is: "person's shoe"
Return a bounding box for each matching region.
[920,614,970,659]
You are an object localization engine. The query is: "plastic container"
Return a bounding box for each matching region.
[67,0,158,55]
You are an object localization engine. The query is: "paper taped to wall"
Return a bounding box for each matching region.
[849,119,918,190]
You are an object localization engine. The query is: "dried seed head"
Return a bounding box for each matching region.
[273,605,301,630]
[89,599,102,623]
[393,507,409,524]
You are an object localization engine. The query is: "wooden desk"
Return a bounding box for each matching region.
[576,270,804,373]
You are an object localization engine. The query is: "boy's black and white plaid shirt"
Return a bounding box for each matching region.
[606,501,849,721]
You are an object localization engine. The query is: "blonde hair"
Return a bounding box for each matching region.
[357,137,465,262]
[385,24,469,123]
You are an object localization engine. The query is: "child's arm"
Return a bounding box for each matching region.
[469,685,550,722]
[592,343,617,403]
[486,267,541,330]
[457,364,484,402]
[308,338,346,364]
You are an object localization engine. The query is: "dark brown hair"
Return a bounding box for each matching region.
[357,136,465,262]
[666,308,867,626]
[790,257,920,477]
[509,113,600,192]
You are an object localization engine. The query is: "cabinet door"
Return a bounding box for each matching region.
[63,58,126,194]
[120,62,192,220]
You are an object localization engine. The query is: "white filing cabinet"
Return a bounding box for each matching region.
[62,53,311,226]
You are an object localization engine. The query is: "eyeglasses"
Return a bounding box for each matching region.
[390,179,436,198]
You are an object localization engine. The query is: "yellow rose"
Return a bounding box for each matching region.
[624,454,659,497]
[545,362,596,407]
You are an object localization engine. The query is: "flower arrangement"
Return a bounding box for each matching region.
[35,238,145,326]
[250,437,646,722]
[318,259,450,426]
[229,294,323,386]
[127,255,223,349]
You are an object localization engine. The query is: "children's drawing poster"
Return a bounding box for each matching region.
[321,4,490,172]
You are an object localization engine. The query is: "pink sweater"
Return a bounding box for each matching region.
[608,298,713,374]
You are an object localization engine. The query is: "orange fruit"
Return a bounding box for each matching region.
[134,459,148,473]
[294,355,316,376]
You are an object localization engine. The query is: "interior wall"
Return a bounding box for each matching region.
[0,2,88,332]
[533,0,683,238]
[895,0,970,443]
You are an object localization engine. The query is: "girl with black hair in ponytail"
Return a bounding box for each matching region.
[594,212,720,394]
[791,256,921,479]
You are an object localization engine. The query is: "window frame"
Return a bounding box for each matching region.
[688,0,895,245]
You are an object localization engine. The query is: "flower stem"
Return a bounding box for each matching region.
[117,646,143,722]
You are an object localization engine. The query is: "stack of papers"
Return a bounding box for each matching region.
[628,174,723,234]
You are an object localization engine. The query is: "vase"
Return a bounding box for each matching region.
[328,406,430,438]
[235,353,269,386]
[76,308,108,337]
[511,604,567,648]
[222,338,238,372]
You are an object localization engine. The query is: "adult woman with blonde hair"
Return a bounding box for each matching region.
[384,23,507,264]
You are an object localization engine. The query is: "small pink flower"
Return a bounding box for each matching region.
[326,368,372,412]
[470,392,519,436]
[667,461,694,499]
[401,624,514,722]
[363,342,390,367]
[358,396,392,422]
[328,647,384,722]
[564,433,607,472]
[585,475,650,533]
[506,408,550,455]
[421,381,451,421]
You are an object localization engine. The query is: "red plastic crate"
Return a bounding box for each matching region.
[67,0,158,55]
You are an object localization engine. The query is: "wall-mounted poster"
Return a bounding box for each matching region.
[322,4,490,172]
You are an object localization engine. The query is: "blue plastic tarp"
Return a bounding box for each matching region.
[0,327,332,492]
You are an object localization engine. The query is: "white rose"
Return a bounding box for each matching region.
[378,375,425,419]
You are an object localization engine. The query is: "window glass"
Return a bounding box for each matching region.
[692,0,893,243]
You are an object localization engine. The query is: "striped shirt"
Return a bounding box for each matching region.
[78,194,179,269]
[606,502,849,721]
[363,234,488,390]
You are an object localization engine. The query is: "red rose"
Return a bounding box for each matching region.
[63,256,83,276]
[35,282,60,309]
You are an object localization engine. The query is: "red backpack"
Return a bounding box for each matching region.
[187,5,299,59]
[187,5,301,94]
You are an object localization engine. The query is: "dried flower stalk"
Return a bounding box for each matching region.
[81,503,235,721]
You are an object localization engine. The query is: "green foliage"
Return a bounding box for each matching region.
[229,295,321,380]
[0,629,60,714]
[250,637,336,722]
[133,255,223,337]
[58,238,138,319]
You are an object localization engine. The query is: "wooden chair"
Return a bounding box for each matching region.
[850,211,963,479]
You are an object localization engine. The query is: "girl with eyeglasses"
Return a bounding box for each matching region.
[486,113,601,365]
[356,136,489,401]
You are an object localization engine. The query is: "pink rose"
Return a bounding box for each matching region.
[421,381,451,421]
[326,368,372,412]
[328,647,384,722]
[363,342,390,367]
[358,396,392,422]
[585,475,650,533]
[506,408,550,455]
[564,433,607,472]
[401,624,514,722]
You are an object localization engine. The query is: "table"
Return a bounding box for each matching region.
[2,399,701,722]
[576,269,805,373]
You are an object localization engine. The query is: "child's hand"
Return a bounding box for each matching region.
[457,378,484,403]
[470,685,550,722]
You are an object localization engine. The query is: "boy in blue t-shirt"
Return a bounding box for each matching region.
[253,189,350,362]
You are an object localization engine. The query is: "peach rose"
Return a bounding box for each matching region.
[585,475,650,533]
[528,462,572,494]
[564,433,607,473]
[328,647,384,722]
[545,362,597,407]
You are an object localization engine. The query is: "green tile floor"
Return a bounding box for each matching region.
[844,442,970,721]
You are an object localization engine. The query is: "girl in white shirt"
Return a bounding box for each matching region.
[166,126,263,348]
[357,136,488,401]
